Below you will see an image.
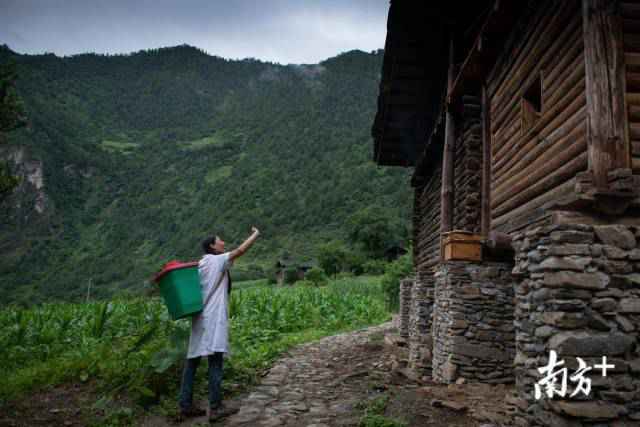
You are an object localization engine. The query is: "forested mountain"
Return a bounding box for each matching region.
[0,44,412,304]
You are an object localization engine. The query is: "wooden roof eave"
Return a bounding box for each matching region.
[410,112,446,187]
[412,0,522,187]
[448,0,522,102]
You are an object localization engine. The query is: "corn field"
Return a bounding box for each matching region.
[0,278,389,408]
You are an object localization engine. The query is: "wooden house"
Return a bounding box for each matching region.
[274,259,314,284]
[373,1,640,425]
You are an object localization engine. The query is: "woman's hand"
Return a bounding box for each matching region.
[229,226,260,262]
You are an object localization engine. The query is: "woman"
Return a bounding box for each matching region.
[179,226,260,422]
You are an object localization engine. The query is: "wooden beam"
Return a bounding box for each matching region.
[441,36,457,246]
[583,0,629,189]
[552,209,640,226]
[448,0,521,101]
[441,37,456,242]
[481,84,492,237]
[486,231,513,251]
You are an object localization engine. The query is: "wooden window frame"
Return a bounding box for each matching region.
[521,70,544,136]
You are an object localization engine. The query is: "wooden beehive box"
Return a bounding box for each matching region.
[441,231,483,262]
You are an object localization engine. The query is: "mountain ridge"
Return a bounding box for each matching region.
[0,44,411,305]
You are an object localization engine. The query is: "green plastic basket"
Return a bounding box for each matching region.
[154,261,203,320]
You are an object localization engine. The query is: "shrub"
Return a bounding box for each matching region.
[381,252,412,312]
[317,241,349,277]
[266,265,278,284]
[232,264,265,282]
[335,271,355,280]
[283,267,298,285]
[362,259,389,275]
[304,267,328,286]
[344,251,367,276]
[295,279,314,287]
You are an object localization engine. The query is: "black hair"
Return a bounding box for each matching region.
[202,235,220,254]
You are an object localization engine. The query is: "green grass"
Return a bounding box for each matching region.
[233,278,269,290]
[180,135,224,150]
[205,165,233,184]
[358,395,407,427]
[0,276,389,418]
[100,140,140,153]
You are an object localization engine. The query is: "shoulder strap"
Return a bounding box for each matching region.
[203,269,227,307]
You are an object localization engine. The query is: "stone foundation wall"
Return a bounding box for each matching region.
[408,271,435,376]
[399,278,414,339]
[432,261,515,384]
[511,224,640,427]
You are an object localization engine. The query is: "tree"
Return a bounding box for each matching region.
[381,250,413,312]
[0,54,26,199]
[347,206,403,259]
[317,240,349,278]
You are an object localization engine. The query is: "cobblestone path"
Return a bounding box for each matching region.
[165,320,506,427]
[221,322,394,427]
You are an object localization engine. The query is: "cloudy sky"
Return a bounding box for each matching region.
[0,0,390,64]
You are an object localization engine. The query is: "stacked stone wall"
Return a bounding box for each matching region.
[408,271,435,376]
[432,261,515,384]
[512,224,640,426]
[399,278,414,339]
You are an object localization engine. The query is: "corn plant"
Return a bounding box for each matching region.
[0,276,389,409]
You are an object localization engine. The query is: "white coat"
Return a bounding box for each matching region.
[186,253,232,358]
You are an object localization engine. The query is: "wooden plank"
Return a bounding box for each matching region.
[481,85,491,237]
[624,33,640,53]
[553,209,640,226]
[493,94,586,187]
[491,112,520,156]
[493,78,585,179]
[494,8,581,126]
[627,72,640,91]
[625,52,640,72]
[490,3,561,116]
[441,36,456,237]
[628,104,640,120]
[494,150,588,217]
[487,2,548,98]
[491,2,575,128]
[630,122,640,139]
[583,0,630,188]
[494,55,585,164]
[543,33,584,97]
[493,80,586,180]
[492,17,583,158]
[492,178,577,230]
[621,2,640,19]
[623,18,640,33]
[627,92,640,105]
[493,123,587,210]
[448,1,521,101]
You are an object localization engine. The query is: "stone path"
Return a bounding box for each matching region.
[220,322,394,427]
[165,320,509,427]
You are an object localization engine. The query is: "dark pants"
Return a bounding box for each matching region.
[179,352,224,410]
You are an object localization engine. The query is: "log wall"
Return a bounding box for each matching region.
[454,96,483,233]
[414,163,442,273]
[623,1,640,173]
[488,0,588,233]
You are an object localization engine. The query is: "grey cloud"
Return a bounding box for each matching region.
[0,0,389,64]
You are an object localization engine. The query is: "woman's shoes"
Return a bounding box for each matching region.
[208,403,239,422]
[178,405,207,421]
